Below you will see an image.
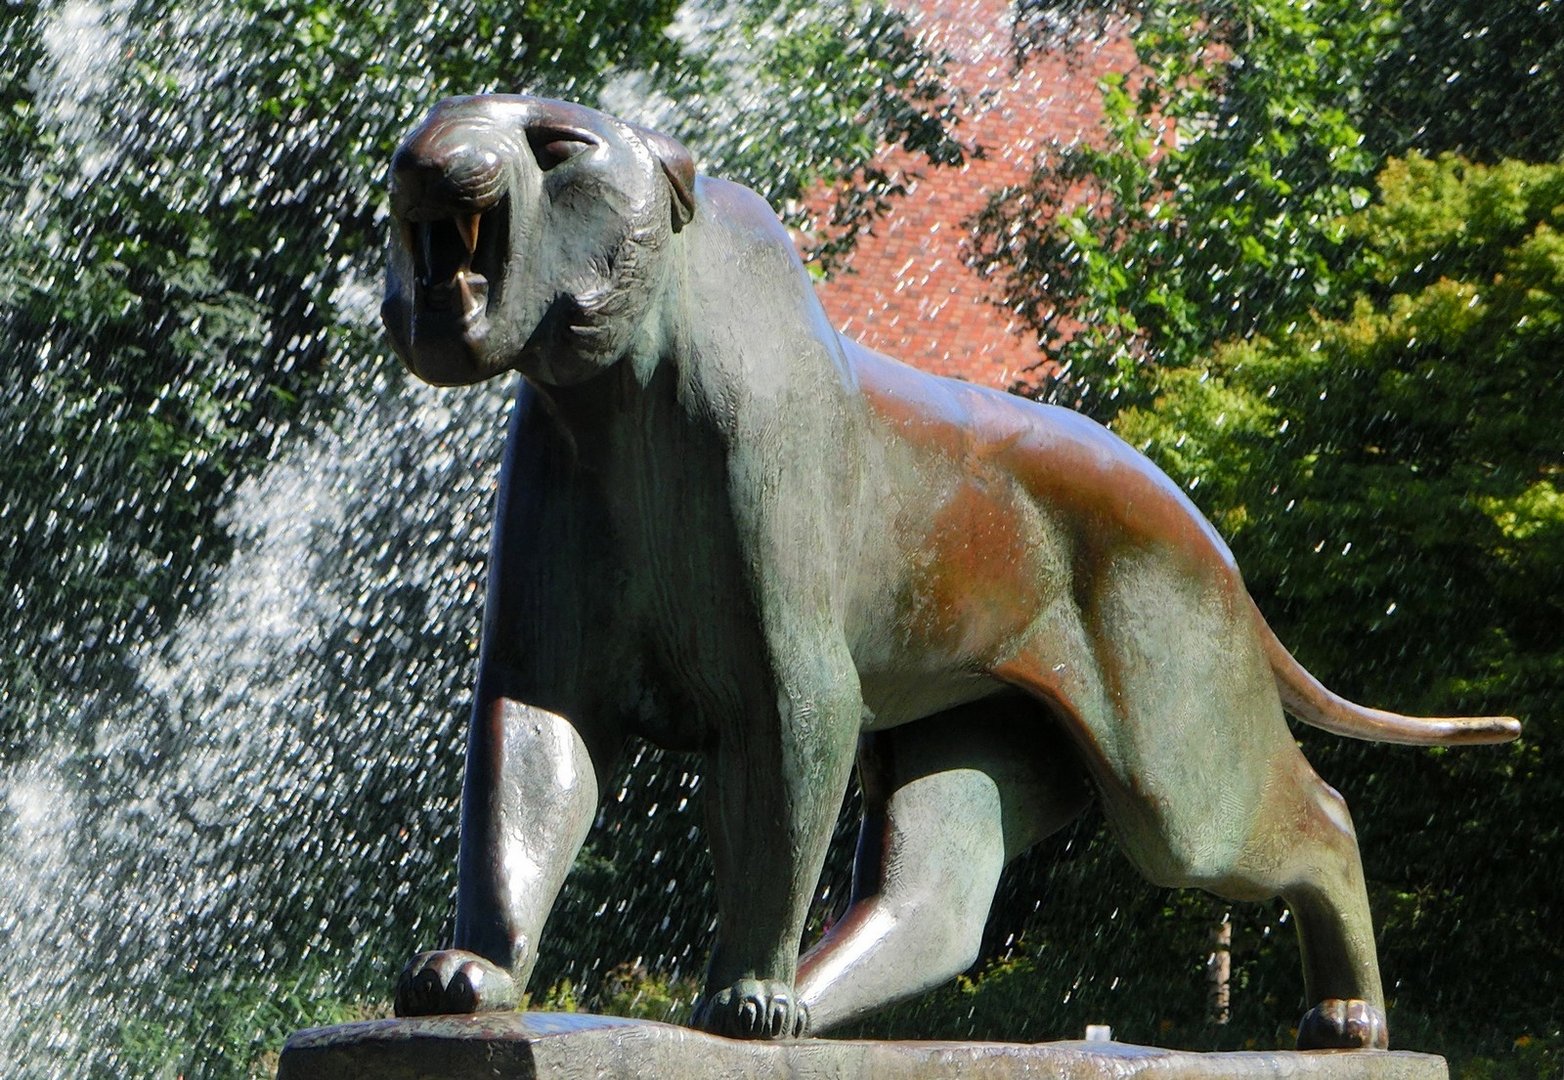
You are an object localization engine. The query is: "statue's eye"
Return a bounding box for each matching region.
[527,128,596,171]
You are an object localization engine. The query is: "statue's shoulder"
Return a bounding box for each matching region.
[693,173,773,215]
[690,175,797,250]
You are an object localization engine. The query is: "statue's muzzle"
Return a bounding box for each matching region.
[390,134,510,327]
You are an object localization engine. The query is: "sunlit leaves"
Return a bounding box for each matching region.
[970,0,1393,417]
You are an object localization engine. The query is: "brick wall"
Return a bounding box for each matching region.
[806,0,1130,387]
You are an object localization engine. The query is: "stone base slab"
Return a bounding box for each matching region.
[277,1012,1448,1080]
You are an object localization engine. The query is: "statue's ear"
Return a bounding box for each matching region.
[627,121,696,231]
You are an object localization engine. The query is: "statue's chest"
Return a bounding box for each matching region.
[588,424,763,715]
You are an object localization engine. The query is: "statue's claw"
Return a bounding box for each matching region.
[692,978,809,1039]
[1297,998,1388,1050]
[394,949,518,1017]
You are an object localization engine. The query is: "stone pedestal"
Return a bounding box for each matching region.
[277,1012,1448,1079]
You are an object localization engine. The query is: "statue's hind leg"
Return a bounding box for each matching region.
[1255,753,1387,1049]
[1140,744,1387,1048]
[1106,716,1387,1049]
[796,696,1090,1032]
[1077,719,1387,1050]
[995,569,1388,1051]
[1107,718,1387,1049]
[1116,756,1388,1049]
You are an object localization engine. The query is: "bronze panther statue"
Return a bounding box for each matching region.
[382,94,1519,1048]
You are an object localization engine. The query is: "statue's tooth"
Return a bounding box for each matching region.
[456,271,479,318]
[455,214,480,257]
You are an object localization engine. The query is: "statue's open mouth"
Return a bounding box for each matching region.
[407,195,508,329]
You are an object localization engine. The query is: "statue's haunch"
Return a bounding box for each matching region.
[383,94,1520,1048]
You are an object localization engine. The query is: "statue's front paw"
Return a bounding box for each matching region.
[692,978,809,1039]
[1297,998,1388,1050]
[395,949,518,1017]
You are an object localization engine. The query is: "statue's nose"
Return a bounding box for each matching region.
[392,133,505,216]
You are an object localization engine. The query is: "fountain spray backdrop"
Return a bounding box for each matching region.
[0,2,974,1074]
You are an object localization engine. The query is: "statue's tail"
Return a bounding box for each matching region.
[1255,601,1522,746]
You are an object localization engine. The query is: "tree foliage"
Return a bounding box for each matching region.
[1362,0,1564,163]
[970,0,1392,416]
[971,0,1564,420]
[1115,152,1564,1062]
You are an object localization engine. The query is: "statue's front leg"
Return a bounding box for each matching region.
[692,651,862,1040]
[396,698,606,1016]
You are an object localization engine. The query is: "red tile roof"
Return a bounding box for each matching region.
[806,0,1130,387]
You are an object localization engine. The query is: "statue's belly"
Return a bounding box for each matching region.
[857,667,1005,731]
